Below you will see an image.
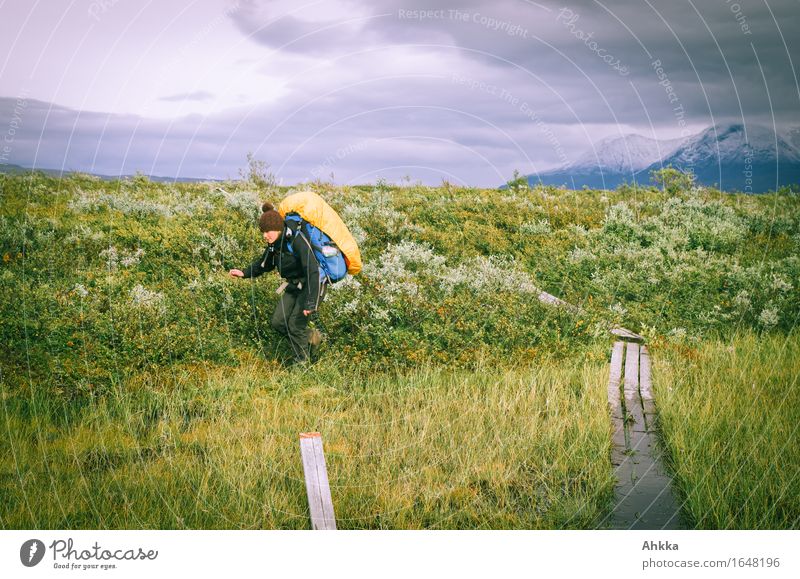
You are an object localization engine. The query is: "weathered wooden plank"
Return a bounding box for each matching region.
[611,326,645,342]
[639,345,653,401]
[299,434,325,529]
[299,432,337,530]
[639,345,658,430]
[608,342,627,466]
[537,291,580,313]
[604,339,682,529]
[642,398,657,424]
[624,342,640,401]
[523,288,646,346]
[608,341,625,411]
[622,342,644,447]
[312,435,336,529]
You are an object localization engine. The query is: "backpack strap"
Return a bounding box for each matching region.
[282,213,303,255]
[284,212,333,284]
[301,228,332,285]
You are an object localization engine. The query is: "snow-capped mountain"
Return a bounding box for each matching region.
[664,123,800,166]
[525,123,800,192]
[784,126,800,151]
[569,133,687,173]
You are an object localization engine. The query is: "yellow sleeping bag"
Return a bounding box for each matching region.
[278,190,362,275]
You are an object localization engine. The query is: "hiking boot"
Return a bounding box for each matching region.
[308,328,324,362]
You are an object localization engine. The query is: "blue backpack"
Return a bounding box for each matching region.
[284,213,348,283]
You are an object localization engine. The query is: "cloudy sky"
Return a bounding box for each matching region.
[1,0,798,185]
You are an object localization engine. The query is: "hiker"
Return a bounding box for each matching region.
[229,202,326,366]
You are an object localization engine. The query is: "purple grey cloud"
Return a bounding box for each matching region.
[159,91,216,103]
[0,0,797,185]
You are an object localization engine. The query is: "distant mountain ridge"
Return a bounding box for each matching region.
[0,163,219,183]
[525,123,800,192]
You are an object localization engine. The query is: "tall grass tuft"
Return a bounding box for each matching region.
[653,330,800,529]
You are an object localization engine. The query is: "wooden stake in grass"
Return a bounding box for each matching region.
[299,432,337,530]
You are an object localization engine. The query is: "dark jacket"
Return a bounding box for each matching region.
[242,226,323,312]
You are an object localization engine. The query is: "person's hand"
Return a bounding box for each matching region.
[303,309,314,316]
[229,269,244,278]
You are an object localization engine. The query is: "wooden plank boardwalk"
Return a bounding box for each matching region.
[603,339,683,529]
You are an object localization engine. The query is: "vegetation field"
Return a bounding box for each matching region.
[1,355,615,529]
[1,171,798,528]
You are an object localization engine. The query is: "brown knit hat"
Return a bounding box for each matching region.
[258,202,284,232]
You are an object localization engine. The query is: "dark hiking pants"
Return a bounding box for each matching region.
[270,281,327,363]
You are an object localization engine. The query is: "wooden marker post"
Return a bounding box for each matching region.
[299,432,337,530]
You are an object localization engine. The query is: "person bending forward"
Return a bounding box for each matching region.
[229,202,326,365]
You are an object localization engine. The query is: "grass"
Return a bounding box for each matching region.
[0,350,615,529]
[1,172,799,529]
[652,329,800,529]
